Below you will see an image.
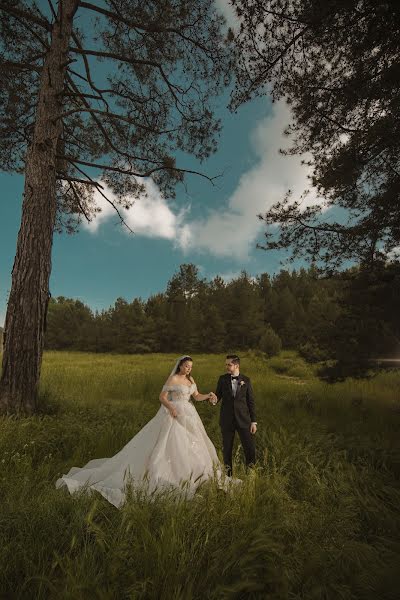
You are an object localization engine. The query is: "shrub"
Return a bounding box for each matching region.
[299,340,329,363]
[259,325,282,357]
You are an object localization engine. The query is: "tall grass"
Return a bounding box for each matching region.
[0,351,399,599]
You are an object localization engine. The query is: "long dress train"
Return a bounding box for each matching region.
[56,383,228,508]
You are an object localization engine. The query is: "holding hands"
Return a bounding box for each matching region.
[166,391,217,419]
[207,392,218,405]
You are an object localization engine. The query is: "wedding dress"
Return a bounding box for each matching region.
[56,378,226,508]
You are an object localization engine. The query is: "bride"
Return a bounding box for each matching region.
[56,356,228,508]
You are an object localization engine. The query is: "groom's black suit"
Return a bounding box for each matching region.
[215,373,256,476]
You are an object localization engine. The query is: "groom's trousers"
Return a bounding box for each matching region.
[221,420,256,477]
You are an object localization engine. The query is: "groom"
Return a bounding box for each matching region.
[212,354,257,477]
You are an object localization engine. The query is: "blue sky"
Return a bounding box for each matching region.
[0,1,318,326]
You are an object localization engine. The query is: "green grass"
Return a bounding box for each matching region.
[266,351,315,380]
[0,351,399,599]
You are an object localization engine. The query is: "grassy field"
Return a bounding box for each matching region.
[0,350,399,599]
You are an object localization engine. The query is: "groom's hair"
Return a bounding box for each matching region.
[226,354,240,365]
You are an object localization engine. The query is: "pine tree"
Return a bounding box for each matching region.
[165,264,205,352]
[0,0,231,413]
[45,296,93,350]
[145,293,170,353]
[224,271,264,349]
[231,0,400,272]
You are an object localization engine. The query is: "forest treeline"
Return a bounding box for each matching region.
[43,263,400,373]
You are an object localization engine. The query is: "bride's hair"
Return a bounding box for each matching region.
[175,355,193,381]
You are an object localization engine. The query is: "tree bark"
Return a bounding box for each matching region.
[0,0,79,415]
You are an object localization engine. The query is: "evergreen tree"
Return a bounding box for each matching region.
[195,282,226,352]
[259,325,282,357]
[0,0,231,413]
[40,264,400,370]
[93,308,114,353]
[45,297,93,350]
[166,264,205,352]
[231,0,400,272]
[324,264,400,373]
[224,271,264,349]
[145,293,171,353]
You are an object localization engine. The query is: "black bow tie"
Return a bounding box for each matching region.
[231,375,239,380]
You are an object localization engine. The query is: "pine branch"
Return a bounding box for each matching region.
[260,8,310,25]
[63,91,103,101]
[59,107,179,135]
[0,2,52,30]
[8,11,50,49]
[313,106,358,134]
[46,0,57,21]
[67,181,91,222]
[56,175,104,187]
[78,0,214,56]
[246,27,309,97]
[62,158,134,233]
[70,31,110,111]
[69,47,185,106]
[64,74,165,166]
[0,60,42,73]
[66,67,168,107]
[64,87,155,106]
[59,154,219,184]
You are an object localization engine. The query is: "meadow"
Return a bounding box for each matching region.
[0,351,399,599]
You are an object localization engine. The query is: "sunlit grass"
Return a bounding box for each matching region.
[0,351,399,599]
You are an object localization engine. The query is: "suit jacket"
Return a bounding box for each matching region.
[215,373,256,429]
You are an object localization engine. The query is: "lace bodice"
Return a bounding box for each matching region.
[161,383,198,402]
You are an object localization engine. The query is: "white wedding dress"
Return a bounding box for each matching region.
[56,382,226,508]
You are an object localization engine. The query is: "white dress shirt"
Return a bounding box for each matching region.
[231,375,239,396]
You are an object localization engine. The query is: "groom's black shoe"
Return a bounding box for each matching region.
[224,463,233,478]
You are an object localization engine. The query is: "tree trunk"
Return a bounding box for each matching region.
[0,0,78,415]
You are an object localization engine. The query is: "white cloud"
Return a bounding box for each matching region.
[83,178,189,249]
[214,0,239,30]
[385,246,400,261]
[82,185,115,233]
[181,101,323,260]
[84,100,322,263]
